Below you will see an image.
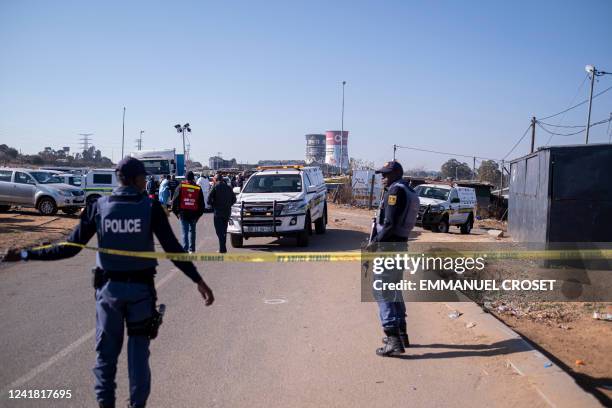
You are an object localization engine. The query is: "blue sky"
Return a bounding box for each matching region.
[1,0,611,170]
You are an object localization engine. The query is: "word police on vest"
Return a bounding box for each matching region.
[104,218,142,233]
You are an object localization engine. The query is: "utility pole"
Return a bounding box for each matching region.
[530,117,536,152]
[136,130,144,151]
[472,157,476,180]
[585,65,611,144]
[174,123,191,174]
[393,144,397,160]
[121,107,126,158]
[339,81,346,175]
[608,112,612,144]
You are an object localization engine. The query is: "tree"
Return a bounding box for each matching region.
[478,160,501,187]
[440,159,472,180]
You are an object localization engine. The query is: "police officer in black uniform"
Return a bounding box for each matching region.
[4,157,214,408]
[370,160,419,357]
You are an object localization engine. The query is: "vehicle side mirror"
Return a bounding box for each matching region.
[307,185,317,193]
[233,187,241,194]
[451,197,460,203]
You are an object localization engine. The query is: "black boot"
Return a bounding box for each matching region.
[382,323,410,348]
[376,327,405,357]
[98,402,115,408]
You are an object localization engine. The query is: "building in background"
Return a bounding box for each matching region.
[324,130,349,169]
[209,156,237,170]
[305,134,326,164]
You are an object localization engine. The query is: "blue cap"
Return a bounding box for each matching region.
[375,160,403,174]
[115,157,148,177]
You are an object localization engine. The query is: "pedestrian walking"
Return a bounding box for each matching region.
[171,171,205,253]
[196,174,211,211]
[207,172,236,253]
[369,160,419,357]
[158,174,170,209]
[167,175,179,199]
[145,176,156,198]
[2,157,214,408]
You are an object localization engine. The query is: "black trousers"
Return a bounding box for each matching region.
[213,215,229,251]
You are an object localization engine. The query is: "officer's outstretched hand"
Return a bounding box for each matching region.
[197,280,215,306]
[2,248,22,262]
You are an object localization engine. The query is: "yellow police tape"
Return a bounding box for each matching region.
[28,242,612,263]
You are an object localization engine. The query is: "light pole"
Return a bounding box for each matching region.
[339,81,346,174]
[174,123,191,173]
[584,65,611,144]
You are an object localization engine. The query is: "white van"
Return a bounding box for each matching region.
[414,183,476,234]
[82,169,117,204]
[228,166,327,247]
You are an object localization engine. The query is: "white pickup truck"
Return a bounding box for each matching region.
[227,166,327,247]
[414,183,477,234]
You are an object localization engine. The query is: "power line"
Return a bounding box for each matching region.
[537,116,612,137]
[537,121,586,128]
[538,83,612,121]
[394,145,500,162]
[502,124,532,160]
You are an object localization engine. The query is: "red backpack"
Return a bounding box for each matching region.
[178,182,201,211]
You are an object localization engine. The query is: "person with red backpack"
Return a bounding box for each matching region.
[171,171,205,252]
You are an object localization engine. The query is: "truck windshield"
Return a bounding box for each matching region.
[142,160,170,175]
[414,186,450,201]
[242,174,302,193]
[30,172,63,184]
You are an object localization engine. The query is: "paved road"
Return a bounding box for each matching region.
[0,212,549,407]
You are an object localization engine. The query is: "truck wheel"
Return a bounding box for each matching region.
[38,197,58,216]
[460,215,473,234]
[230,234,244,248]
[314,206,327,234]
[296,214,311,247]
[433,217,449,233]
[62,207,79,215]
[0,205,10,212]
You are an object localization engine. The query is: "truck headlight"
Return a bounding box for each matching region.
[61,190,72,197]
[281,201,307,215]
[429,205,444,212]
[231,204,241,217]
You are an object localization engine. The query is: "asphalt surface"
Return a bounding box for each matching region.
[0,212,549,408]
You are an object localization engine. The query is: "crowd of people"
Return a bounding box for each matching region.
[143,171,245,253]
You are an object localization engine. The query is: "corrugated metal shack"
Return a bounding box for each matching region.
[508,144,612,243]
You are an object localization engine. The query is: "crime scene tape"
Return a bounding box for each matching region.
[27,242,612,263]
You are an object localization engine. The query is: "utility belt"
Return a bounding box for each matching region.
[92,267,164,340]
[92,267,155,288]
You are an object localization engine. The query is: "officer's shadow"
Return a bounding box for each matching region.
[392,338,530,360]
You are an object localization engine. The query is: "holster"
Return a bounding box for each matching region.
[127,304,166,340]
[92,267,107,289]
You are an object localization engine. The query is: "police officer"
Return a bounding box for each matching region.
[370,160,419,357]
[4,157,214,408]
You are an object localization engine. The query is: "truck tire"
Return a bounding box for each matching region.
[230,234,244,248]
[433,216,449,233]
[460,214,473,234]
[296,213,311,247]
[314,205,327,234]
[37,197,58,216]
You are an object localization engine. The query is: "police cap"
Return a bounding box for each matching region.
[116,157,148,178]
[375,160,403,175]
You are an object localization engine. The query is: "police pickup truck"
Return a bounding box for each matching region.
[414,183,476,234]
[227,166,327,247]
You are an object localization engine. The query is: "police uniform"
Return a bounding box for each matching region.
[23,158,205,408]
[372,161,419,356]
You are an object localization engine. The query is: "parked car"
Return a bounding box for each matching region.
[0,168,86,215]
[82,169,117,204]
[228,165,327,247]
[54,173,83,187]
[414,183,476,234]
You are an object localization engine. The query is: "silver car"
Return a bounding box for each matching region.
[0,168,86,215]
